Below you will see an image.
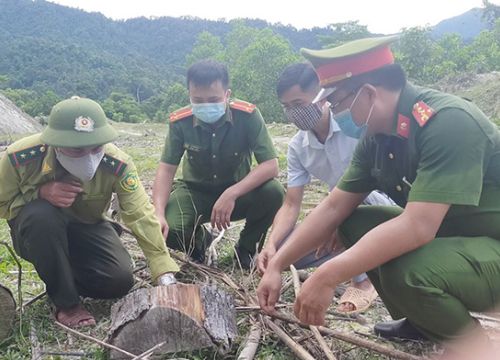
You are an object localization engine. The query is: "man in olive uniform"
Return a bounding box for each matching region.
[257,36,500,355]
[0,97,179,328]
[153,60,284,268]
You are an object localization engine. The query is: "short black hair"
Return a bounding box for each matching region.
[336,64,407,93]
[276,63,319,98]
[187,60,229,89]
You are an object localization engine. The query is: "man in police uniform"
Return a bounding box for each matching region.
[257,36,500,355]
[0,97,179,328]
[258,62,394,314]
[153,60,284,269]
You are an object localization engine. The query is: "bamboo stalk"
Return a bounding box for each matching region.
[290,265,337,360]
[263,317,315,360]
[268,312,423,360]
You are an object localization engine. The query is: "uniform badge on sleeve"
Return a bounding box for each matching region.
[74,116,95,132]
[120,171,139,192]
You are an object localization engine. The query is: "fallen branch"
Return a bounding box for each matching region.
[237,322,261,360]
[268,312,423,360]
[263,317,315,360]
[55,321,137,358]
[23,291,46,309]
[131,341,166,360]
[290,265,337,360]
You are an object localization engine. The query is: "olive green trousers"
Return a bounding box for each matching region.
[9,199,134,309]
[339,205,500,341]
[165,179,284,259]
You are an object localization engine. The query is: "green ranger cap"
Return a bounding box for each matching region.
[301,35,399,102]
[41,96,118,148]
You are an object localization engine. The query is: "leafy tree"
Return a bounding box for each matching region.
[482,0,500,26]
[317,21,371,48]
[231,28,300,122]
[102,92,147,123]
[185,31,225,66]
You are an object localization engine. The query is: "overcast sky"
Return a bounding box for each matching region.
[47,0,497,34]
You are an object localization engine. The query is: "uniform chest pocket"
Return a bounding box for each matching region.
[184,144,209,164]
[221,150,244,169]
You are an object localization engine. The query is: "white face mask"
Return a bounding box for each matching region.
[55,148,105,182]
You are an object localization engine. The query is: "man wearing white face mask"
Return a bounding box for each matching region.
[257,63,394,314]
[153,60,284,269]
[0,96,179,329]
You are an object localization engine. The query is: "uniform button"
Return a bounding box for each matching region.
[212,133,216,137]
[388,153,394,159]
[212,155,216,159]
[396,185,402,192]
[213,174,217,179]
[234,152,238,156]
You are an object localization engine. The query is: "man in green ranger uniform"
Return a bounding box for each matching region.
[153,60,284,269]
[0,97,179,328]
[257,36,500,356]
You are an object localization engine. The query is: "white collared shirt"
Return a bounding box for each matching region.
[287,115,393,206]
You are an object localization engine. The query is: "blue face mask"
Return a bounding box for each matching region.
[191,102,226,124]
[333,88,374,139]
[334,109,367,139]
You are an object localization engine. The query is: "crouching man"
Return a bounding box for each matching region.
[0,96,179,328]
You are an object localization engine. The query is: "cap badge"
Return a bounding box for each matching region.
[74,116,95,132]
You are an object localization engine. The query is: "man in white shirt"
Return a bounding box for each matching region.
[257,63,393,313]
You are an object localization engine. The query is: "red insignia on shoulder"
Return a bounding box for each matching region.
[397,114,410,139]
[412,101,435,127]
[229,100,256,113]
[169,107,193,122]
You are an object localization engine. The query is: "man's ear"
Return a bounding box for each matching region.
[362,84,377,102]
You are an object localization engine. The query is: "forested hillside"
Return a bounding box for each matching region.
[0,0,498,123]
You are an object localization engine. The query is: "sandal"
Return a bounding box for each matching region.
[336,286,378,315]
[55,304,96,329]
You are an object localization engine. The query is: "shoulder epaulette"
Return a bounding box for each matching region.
[8,144,47,168]
[101,154,127,177]
[412,101,436,127]
[169,107,193,122]
[230,100,256,113]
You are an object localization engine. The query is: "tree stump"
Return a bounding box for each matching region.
[0,283,16,342]
[107,283,237,359]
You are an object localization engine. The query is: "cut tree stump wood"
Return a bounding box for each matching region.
[108,283,237,359]
[0,283,16,342]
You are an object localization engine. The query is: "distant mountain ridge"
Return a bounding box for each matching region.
[432,8,492,41]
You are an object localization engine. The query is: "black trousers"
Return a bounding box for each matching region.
[9,199,134,309]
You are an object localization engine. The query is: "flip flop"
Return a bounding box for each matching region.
[55,304,96,329]
[336,286,378,315]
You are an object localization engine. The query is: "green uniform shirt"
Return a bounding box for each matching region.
[338,83,500,235]
[161,99,278,188]
[0,134,180,279]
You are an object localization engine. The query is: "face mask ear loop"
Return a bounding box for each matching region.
[365,101,375,127]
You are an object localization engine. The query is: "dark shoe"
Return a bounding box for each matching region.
[234,246,254,270]
[374,318,428,341]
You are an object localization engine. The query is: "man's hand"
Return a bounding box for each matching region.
[155,212,169,239]
[157,272,177,286]
[294,271,334,326]
[257,244,277,275]
[211,189,237,231]
[39,180,83,208]
[315,230,343,258]
[257,266,282,314]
